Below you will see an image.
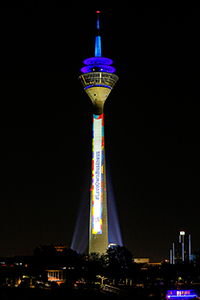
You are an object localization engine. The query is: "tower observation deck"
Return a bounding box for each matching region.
[79,11,119,254]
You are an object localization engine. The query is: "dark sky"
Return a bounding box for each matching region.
[1,2,199,261]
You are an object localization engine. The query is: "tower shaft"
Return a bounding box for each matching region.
[89,127,108,253]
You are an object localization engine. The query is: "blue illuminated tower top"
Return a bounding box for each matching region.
[79,11,118,115]
[81,11,116,74]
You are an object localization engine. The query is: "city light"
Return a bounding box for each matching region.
[167,290,197,299]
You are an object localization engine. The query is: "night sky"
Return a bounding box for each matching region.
[1,2,200,261]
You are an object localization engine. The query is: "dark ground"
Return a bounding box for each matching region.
[0,286,163,300]
[0,287,123,300]
[1,285,200,300]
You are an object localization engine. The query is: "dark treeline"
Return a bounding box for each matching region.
[1,245,200,299]
[31,245,134,284]
[17,245,200,287]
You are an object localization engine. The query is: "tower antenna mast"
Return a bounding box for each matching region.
[95,11,101,57]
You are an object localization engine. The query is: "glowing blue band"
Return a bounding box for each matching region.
[85,85,112,90]
[81,65,116,74]
[83,57,113,66]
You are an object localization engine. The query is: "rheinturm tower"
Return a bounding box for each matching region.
[79,11,118,254]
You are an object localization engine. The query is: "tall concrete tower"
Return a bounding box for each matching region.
[79,11,118,254]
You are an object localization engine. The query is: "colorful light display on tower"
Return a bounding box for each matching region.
[92,113,104,235]
[79,11,119,254]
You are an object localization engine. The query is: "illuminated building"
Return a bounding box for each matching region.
[133,258,150,264]
[54,245,67,252]
[37,244,67,253]
[166,290,197,300]
[46,270,66,285]
[170,231,192,264]
[79,11,118,254]
[179,230,185,263]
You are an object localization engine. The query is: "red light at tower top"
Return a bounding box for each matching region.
[96,10,100,32]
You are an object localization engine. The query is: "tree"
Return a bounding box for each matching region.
[62,248,80,269]
[105,246,133,282]
[33,245,61,269]
[84,252,104,283]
